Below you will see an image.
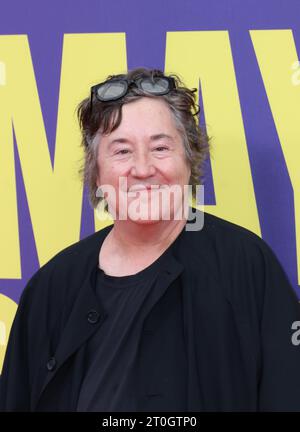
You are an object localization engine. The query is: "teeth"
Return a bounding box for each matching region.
[128,185,166,192]
[128,185,147,192]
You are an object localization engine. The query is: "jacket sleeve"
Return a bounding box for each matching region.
[0,277,35,412]
[258,242,300,411]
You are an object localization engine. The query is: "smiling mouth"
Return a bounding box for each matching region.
[127,185,168,193]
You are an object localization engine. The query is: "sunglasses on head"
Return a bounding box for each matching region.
[89,75,177,112]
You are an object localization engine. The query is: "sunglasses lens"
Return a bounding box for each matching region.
[140,77,170,94]
[96,80,127,101]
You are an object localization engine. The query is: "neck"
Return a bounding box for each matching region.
[110,216,187,256]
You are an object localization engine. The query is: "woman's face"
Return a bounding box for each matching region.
[96,97,191,223]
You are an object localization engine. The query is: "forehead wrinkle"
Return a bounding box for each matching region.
[108,133,174,148]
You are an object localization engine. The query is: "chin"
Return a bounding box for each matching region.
[128,216,163,224]
[127,207,177,223]
[112,196,179,222]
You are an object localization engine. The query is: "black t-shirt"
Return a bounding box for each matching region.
[76,247,187,412]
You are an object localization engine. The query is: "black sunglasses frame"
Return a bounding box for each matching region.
[89,75,177,113]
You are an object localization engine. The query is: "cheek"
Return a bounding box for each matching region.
[179,156,191,179]
[98,162,121,185]
[166,158,191,182]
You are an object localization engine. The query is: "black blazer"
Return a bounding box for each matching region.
[1,207,300,411]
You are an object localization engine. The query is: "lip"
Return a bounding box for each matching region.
[127,184,167,192]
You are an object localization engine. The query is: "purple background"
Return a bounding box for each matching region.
[0,0,299,303]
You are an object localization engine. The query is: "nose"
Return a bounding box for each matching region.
[130,150,156,178]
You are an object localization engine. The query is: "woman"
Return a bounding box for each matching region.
[1,67,300,412]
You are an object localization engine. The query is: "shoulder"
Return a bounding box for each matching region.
[183,208,292,298]
[203,210,264,244]
[12,224,113,354]
[34,224,112,276]
[204,210,286,273]
[185,208,274,264]
[20,224,113,305]
[183,209,298,326]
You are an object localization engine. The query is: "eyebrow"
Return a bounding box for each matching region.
[108,133,174,147]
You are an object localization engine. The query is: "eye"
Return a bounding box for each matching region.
[115,149,130,155]
[154,146,169,151]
